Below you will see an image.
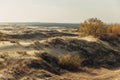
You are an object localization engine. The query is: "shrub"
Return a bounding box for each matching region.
[58,54,83,70]
[103,24,120,40]
[79,18,105,37]
[106,24,120,35]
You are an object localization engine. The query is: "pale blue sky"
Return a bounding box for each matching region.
[0,0,120,23]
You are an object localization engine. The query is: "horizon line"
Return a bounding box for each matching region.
[0,22,80,24]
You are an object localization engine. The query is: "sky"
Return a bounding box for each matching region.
[0,0,120,23]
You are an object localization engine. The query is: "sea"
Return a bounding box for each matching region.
[0,22,80,27]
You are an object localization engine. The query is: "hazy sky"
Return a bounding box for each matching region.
[0,0,120,23]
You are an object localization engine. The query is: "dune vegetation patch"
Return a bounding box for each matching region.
[58,54,83,70]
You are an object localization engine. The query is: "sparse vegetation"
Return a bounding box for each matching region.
[98,24,120,40]
[79,18,120,41]
[79,18,104,37]
[0,22,120,80]
[106,24,120,39]
[58,54,83,70]
[106,24,120,35]
[36,52,83,71]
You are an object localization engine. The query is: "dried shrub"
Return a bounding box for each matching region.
[79,18,120,40]
[79,18,105,37]
[106,24,120,35]
[58,54,83,70]
[104,24,120,40]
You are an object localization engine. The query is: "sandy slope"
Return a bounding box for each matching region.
[0,25,120,80]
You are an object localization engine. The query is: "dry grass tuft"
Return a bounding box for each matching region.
[58,54,83,70]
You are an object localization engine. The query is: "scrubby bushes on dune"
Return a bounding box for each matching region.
[105,24,120,40]
[44,37,120,68]
[35,50,120,70]
[58,54,83,70]
[79,18,105,37]
[79,18,120,40]
[36,52,83,71]
[106,24,120,34]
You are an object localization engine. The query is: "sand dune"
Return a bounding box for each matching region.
[0,25,120,80]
